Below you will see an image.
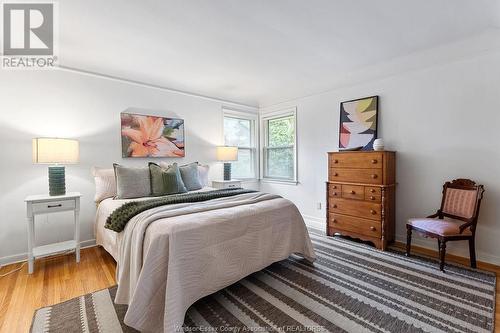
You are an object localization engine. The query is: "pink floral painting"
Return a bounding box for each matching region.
[121,113,185,158]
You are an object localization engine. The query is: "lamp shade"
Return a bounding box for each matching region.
[32,138,79,164]
[216,146,238,161]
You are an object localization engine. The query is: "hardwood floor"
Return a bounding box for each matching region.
[0,247,116,333]
[0,244,498,332]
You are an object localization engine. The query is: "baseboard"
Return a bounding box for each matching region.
[81,239,97,248]
[0,239,96,267]
[393,240,500,271]
[395,233,500,267]
[302,214,325,231]
[299,214,500,267]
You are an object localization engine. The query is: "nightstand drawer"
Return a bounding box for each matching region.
[212,180,242,189]
[32,199,75,214]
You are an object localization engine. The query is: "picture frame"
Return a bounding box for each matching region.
[120,112,185,158]
[339,95,378,151]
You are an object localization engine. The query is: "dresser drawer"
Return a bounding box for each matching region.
[329,198,381,220]
[31,199,76,214]
[365,186,382,202]
[329,152,382,169]
[329,168,382,184]
[341,184,364,200]
[328,213,381,238]
[328,184,341,198]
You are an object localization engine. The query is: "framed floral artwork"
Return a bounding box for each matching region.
[339,96,378,151]
[121,112,185,158]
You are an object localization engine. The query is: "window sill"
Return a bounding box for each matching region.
[239,178,260,183]
[260,179,299,186]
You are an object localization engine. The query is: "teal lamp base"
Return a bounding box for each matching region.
[48,166,66,196]
[223,163,231,181]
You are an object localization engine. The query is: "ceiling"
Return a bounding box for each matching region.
[59,0,500,107]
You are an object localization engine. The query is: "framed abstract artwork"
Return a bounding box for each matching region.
[339,95,378,151]
[121,112,185,158]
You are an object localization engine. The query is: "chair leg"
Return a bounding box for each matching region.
[437,239,441,257]
[406,225,412,256]
[469,238,477,269]
[439,239,446,271]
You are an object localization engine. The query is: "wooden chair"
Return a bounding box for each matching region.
[406,179,485,271]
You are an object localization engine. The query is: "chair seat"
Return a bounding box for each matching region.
[407,218,472,236]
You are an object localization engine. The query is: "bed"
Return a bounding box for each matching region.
[95,186,316,332]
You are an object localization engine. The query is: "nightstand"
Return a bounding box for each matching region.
[211,180,242,189]
[25,192,81,274]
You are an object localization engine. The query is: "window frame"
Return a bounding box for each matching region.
[260,107,298,184]
[222,108,259,181]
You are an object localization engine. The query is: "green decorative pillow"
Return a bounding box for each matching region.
[149,162,187,196]
[179,162,202,191]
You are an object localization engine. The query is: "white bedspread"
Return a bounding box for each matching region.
[95,187,216,260]
[95,191,315,332]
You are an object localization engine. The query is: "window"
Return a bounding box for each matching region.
[262,109,297,182]
[223,110,258,179]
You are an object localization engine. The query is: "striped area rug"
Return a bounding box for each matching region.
[31,230,496,333]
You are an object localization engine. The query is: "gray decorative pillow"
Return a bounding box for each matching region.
[149,162,187,196]
[179,162,203,191]
[113,164,151,199]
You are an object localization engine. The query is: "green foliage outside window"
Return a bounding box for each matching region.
[224,116,254,179]
[266,115,295,179]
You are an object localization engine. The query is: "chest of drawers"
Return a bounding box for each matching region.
[326,151,396,250]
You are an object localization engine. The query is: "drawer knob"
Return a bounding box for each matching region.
[370,196,375,200]
[371,174,378,179]
[370,189,375,193]
[333,204,337,208]
[333,159,338,164]
[350,190,355,194]
[371,159,377,164]
[370,226,376,231]
[332,185,337,189]
[333,192,337,196]
[332,219,337,223]
[333,172,338,176]
[370,209,376,215]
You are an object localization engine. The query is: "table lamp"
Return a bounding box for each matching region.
[216,146,238,181]
[32,138,79,196]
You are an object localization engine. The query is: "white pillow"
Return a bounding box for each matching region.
[91,167,116,203]
[198,164,209,187]
[159,162,209,187]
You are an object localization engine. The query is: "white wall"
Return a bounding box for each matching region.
[0,69,257,264]
[2,35,499,267]
[260,47,500,264]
